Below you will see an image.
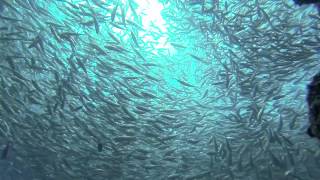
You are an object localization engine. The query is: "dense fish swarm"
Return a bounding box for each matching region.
[0,0,320,179]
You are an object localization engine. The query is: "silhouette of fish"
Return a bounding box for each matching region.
[1,142,11,160]
[0,0,4,13]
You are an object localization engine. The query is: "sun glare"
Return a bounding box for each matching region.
[136,0,173,53]
[136,0,167,32]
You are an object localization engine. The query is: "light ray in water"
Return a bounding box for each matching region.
[135,0,173,54]
[136,0,167,32]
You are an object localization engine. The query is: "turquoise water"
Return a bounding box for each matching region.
[0,0,320,179]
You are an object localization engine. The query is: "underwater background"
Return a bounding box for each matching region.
[0,0,320,179]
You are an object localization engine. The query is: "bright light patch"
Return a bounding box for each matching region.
[136,0,172,53]
[136,0,167,32]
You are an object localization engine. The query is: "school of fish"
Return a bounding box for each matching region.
[0,0,320,179]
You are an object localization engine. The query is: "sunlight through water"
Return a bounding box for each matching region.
[135,0,174,55]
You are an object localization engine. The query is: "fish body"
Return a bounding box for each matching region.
[176,79,195,87]
[187,0,204,5]
[97,143,103,152]
[0,1,4,13]
[1,142,11,160]
[131,31,139,47]
[111,3,118,22]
